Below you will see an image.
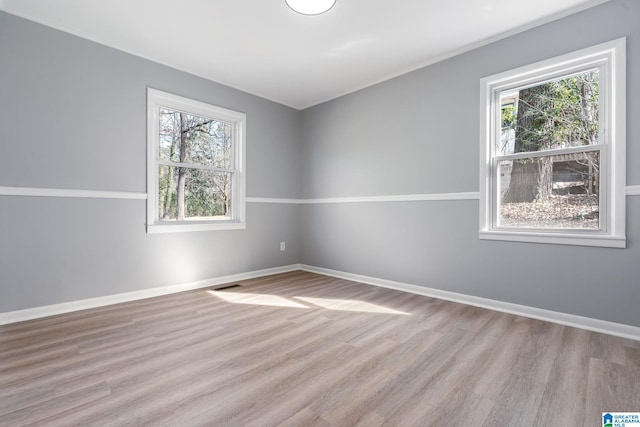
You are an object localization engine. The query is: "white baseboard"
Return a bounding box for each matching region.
[0,264,302,326]
[300,265,640,341]
[4,263,639,341]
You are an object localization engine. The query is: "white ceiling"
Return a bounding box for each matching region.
[1,0,609,109]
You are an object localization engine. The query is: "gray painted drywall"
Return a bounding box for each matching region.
[0,11,301,312]
[2,1,639,329]
[0,199,300,311]
[299,0,640,327]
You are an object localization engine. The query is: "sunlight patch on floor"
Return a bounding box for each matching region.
[208,291,309,308]
[295,296,409,315]
[208,290,409,315]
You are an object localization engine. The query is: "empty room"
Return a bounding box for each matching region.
[1,0,639,425]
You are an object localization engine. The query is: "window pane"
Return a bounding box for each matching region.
[158,108,232,169]
[158,165,232,221]
[498,151,600,229]
[499,69,599,155]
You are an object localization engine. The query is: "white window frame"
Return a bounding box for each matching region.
[146,88,246,233]
[479,38,626,248]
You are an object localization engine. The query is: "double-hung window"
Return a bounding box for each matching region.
[480,38,626,248]
[147,89,246,233]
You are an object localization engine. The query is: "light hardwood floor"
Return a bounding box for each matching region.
[1,271,639,426]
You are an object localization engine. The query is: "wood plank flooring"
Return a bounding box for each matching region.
[1,271,639,426]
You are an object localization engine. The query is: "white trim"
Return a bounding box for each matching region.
[247,197,304,204]
[479,230,626,248]
[3,263,639,341]
[300,265,640,342]
[479,38,626,248]
[0,186,147,200]
[302,192,480,204]
[146,88,246,232]
[247,192,480,204]
[147,221,246,233]
[495,144,600,161]
[0,264,302,325]
[1,187,636,203]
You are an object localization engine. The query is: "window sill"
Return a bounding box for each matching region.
[147,221,246,234]
[479,230,626,248]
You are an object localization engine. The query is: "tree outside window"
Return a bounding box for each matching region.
[157,109,233,221]
[479,39,626,248]
[498,70,600,229]
[147,89,246,233]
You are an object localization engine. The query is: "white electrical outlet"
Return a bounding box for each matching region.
[280,242,286,251]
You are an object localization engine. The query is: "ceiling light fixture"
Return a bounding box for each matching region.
[285,0,336,15]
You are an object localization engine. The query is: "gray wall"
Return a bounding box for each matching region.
[299,0,640,327]
[2,0,639,329]
[0,12,301,312]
